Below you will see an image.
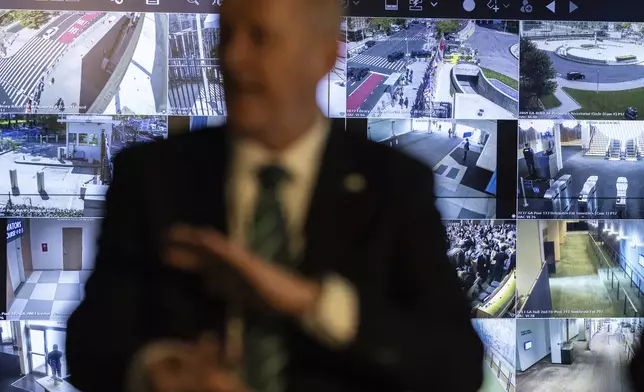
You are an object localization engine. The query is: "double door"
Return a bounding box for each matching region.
[26,325,68,378]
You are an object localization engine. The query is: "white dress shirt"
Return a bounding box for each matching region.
[128,118,358,391]
[226,116,358,349]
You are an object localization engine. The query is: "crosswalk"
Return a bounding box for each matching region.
[348,54,408,72]
[0,35,69,107]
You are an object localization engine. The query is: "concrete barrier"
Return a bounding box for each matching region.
[450,64,519,115]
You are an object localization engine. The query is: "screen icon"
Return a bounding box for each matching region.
[385,0,399,10]
[546,0,556,12]
[462,0,475,12]
[146,0,160,4]
[187,0,200,5]
[410,0,423,11]
[569,1,578,12]
[520,0,532,12]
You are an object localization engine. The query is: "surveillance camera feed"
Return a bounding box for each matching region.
[364,118,499,218]
[445,220,516,318]
[520,21,644,121]
[517,120,644,219]
[346,19,519,119]
[0,10,169,115]
[1,3,644,392]
[517,220,644,319]
[516,318,642,392]
[6,218,100,321]
[473,319,516,392]
[0,321,72,391]
[0,114,168,217]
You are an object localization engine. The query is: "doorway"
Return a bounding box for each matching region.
[62,228,83,271]
[6,240,24,295]
[26,324,68,378]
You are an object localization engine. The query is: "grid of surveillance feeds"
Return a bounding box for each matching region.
[0,9,642,392]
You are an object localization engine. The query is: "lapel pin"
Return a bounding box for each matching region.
[344,173,366,193]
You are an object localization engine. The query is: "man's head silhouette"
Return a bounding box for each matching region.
[220,0,342,148]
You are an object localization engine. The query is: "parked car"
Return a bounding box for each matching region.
[566,71,586,80]
[365,40,376,48]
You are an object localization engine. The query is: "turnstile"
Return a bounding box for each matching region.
[543,174,572,213]
[616,177,628,217]
[578,176,599,214]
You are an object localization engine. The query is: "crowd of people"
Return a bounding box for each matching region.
[445,221,516,306]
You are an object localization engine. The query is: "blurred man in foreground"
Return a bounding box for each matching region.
[66,0,484,391]
[632,332,644,391]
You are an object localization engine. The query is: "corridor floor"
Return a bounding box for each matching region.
[549,232,622,317]
[516,332,633,392]
[7,270,90,321]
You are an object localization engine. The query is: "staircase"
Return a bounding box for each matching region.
[586,129,610,156]
[609,139,622,160]
[625,139,638,161]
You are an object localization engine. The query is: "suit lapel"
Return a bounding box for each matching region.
[301,125,376,275]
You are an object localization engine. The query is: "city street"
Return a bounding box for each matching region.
[0,12,156,116]
[466,24,519,79]
[544,45,644,84]
[0,11,106,113]
[347,22,430,117]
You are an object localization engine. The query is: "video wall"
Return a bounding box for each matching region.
[1,9,644,392]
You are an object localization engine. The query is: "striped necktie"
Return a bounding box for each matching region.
[244,164,292,392]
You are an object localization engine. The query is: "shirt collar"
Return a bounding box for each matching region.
[231,116,330,181]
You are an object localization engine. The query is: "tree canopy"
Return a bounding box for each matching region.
[519,37,558,112]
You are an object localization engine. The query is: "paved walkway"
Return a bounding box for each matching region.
[39,13,121,113]
[552,84,582,112]
[367,60,430,118]
[434,62,454,103]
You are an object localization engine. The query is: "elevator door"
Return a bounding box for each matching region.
[7,241,22,293]
[62,228,83,271]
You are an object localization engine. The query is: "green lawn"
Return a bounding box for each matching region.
[563,86,644,119]
[480,67,519,90]
[540,93,562,109]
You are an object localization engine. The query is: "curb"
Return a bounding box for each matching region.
[13,159,100,168]
[510,44,519,60]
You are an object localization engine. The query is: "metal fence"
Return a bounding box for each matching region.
[168,16,226,116]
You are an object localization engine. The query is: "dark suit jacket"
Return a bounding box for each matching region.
[632,330,644,392]
[66,123,484,392]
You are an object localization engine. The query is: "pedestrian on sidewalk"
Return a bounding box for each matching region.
[404,97,409,109]
[463,138,470,161]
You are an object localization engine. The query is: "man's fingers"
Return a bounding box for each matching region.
[165,246,205,271]
[168,225,243,263]
[196,333,222,369]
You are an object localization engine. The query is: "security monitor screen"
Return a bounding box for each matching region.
[2,2,644,392]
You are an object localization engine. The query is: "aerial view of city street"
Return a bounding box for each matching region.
[168,14,226,116]
[346,18,519,120]
[317,18,347,118]
[520,21,644,120]
[0,10,168,115]
[0,114,167,217]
